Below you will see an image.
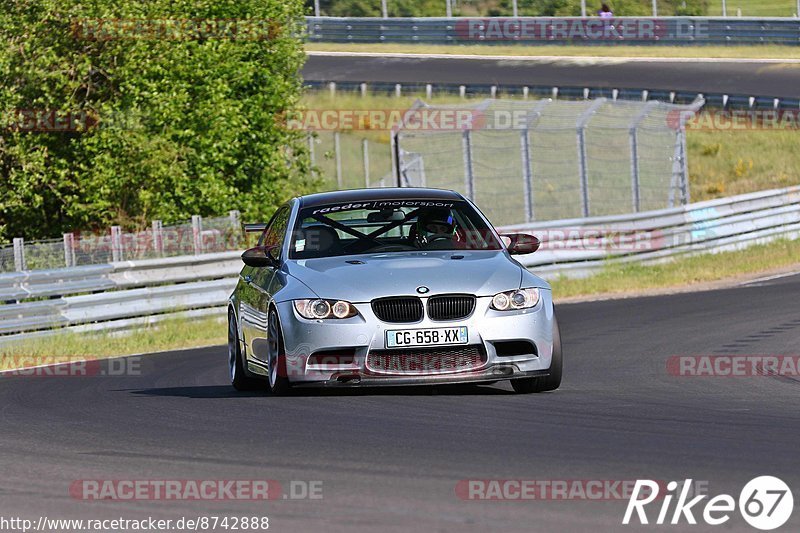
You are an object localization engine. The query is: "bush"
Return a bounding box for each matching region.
[0,0,314,242]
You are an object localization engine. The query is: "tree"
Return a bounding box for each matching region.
[0,0,313,241]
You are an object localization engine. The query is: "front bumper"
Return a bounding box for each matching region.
[276,289,555,386]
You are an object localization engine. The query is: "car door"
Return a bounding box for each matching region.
[242,204,291,364]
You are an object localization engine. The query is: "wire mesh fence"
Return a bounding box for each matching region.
[309,131,395,190]
[2,97,702,273]
[0,213,244,274]
[395,97,702,226]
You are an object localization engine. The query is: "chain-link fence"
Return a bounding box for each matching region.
[0,213,245,273]
[309,131,395,190]
[395,97,703,226]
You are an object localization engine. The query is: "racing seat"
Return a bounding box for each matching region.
[296,225,342,258]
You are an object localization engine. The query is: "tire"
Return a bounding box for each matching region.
[229,308,261,391]
[267,307,292,396]
[511,310,563,394]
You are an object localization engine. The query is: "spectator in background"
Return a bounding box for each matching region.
[598,3,613,18]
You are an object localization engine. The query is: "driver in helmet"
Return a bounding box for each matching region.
[414,208,457,248]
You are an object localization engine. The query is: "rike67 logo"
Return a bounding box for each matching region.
[623,477,793,530]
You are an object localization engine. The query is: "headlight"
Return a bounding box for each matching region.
[294,299,358,319]
[491,288,540,311]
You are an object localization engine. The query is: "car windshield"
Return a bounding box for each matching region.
[289,199,503,259]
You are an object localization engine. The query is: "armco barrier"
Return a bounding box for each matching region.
[305,17,800,46]
[0,185,798,342]
[305,80,797,113]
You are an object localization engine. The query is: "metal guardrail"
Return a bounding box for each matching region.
[305,17,800,46]
[0,185,798,342]
[0,252,241,342]
[306,80,797,113]
[508,185,800,277]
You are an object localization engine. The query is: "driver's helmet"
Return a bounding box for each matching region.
[415,208,456,245]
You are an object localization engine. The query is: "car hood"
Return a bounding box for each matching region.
[285,250,530,302]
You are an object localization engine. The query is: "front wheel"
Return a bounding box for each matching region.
[229,309,261,391]
[511,310,563,394]
[267,308,292,396]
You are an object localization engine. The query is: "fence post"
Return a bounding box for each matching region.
[314,0,320,17]
[652,0,657,16]
[381,0,388,18]
[521,98,551,222]
[446,0,452,17]
[580,0,586,17]
[13,238,25,272]
[63,233,76,268]
[461,130,475,201]
[576,98,606,218]
[391,133,400,187]
[362,138,370,188]
[152,220,164,257]
[334,131,343,189]
[722,0,727,16]
[229,210,241,248]
[307,133,316,175]
[520,128,534,223]
[192,215,203,255]
[512,0,518,17]
[680,130,691,205]
[111,226,122,262]
[628,101,658,213]
[328,82,336,99]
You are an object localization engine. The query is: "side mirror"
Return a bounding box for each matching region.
[502,233,540,255]
[242,245,280,268]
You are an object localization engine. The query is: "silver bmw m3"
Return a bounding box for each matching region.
[227,188,562,395]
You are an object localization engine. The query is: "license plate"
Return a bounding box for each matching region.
[386,326,468,348]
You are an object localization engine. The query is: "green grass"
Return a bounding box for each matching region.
[0,315,226,368]
[688,129,800,200]
[551,237,800,299]
[306,42,800,60]
[707,0,798,17]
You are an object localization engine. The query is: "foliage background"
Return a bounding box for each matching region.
[0,0,312,242]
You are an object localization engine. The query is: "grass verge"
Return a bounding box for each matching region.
[305,43,800,60]
[0,315,226,367]
[708,0,798,17]
[550,237,800,299]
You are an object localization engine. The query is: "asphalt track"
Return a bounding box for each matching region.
[302,53,800,99]
[1,273,799,532]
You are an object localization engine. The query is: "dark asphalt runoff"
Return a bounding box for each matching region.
[1,274,799,532]
[303,54,800,99]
